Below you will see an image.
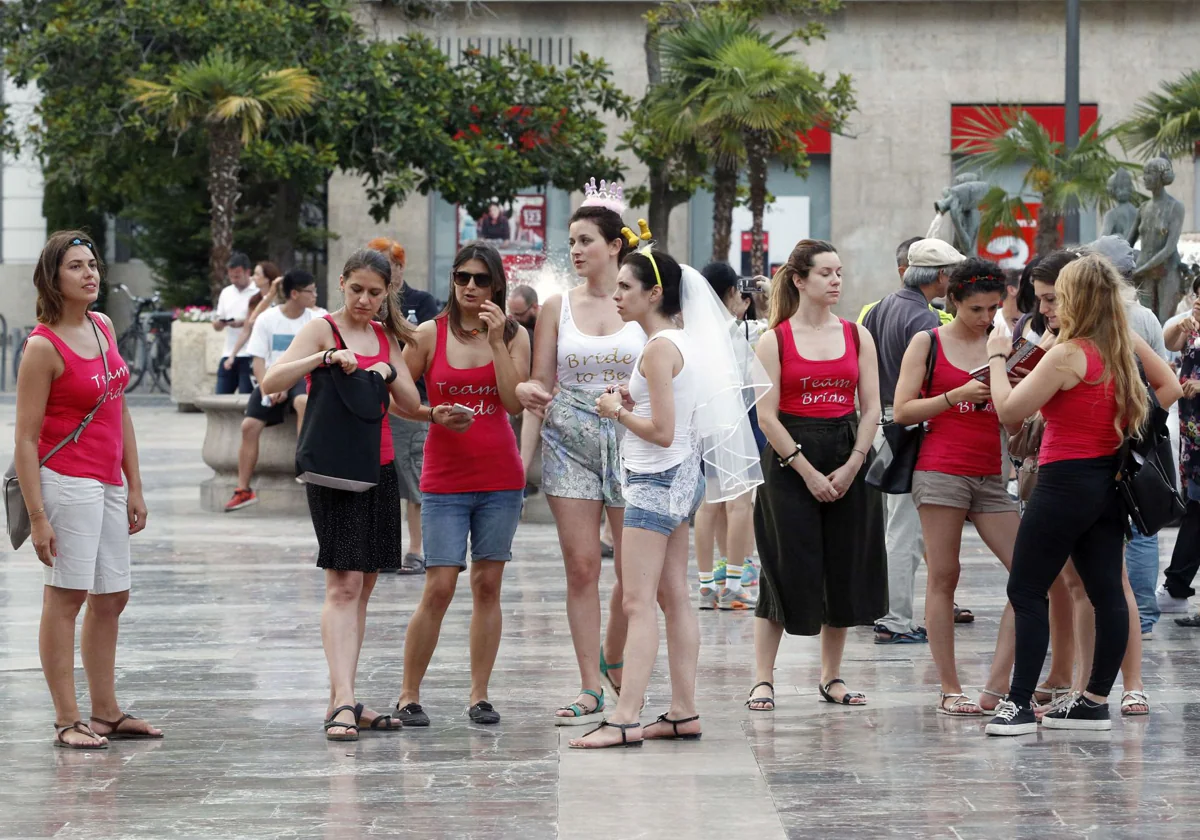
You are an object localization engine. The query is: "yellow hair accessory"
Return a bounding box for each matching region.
[620,219,660,286]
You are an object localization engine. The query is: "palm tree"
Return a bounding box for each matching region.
[954,108,1129,256]
[1118,69,1200,220]
[129,50,319,301]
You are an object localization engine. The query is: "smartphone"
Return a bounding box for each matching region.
[450,403,476,416]
[736,276,758,295]
[219,317,235,323]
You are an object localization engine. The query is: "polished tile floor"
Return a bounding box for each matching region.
[1,402,1199,839]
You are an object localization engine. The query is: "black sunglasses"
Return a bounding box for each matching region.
[453,270,493,288]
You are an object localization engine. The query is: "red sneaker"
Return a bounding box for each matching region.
[224,488,257,511]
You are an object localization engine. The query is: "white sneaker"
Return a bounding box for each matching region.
[1156,585,1190,614]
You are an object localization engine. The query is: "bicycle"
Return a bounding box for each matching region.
[114,284,174,393]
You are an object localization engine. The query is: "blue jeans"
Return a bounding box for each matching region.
[1125,523,1160,633]
[216,356,254,394]
[623,462,706,537]
[421,489,523,568]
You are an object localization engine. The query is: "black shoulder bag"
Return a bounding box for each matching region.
[1116,369,1185,536]
[295,320,390,492]
[866,329,938,495]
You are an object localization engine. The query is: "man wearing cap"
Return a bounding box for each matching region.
[862,238,965,644]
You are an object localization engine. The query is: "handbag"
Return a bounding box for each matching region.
[295,321,389,491]
[4,316,110,549]
[866,329,938,494]
[1116,374,1184,536]
[1008,414,1045,503]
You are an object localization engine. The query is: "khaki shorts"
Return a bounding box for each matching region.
[911,471,1017,514]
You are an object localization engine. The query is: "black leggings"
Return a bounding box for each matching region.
[1007,456,1128,708]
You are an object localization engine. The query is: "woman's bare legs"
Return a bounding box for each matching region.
[1118,568,1147,712]
[724,493,755,569]
[468,559,506,706]
[397,567,460,709]
[1043,575,1076,693]
[919,504,974,710]
[749,618,784,709]
[694,501,720,575]
[322,570,367,736]
[602,505,629,689]
[644,523,701,738]
[819,626,865,703]
[41,587,106,747]
[969,510,1020,711]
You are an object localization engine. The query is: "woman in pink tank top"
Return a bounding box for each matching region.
[392,242,530,728]
[983,254,1180,736]
[13,230,157,749]
[261,249,421,740]
[893,258,1023,718]
[748,239,885,713]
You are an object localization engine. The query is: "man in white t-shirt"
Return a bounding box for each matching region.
[213,252,258,394]
[225,269,326,511]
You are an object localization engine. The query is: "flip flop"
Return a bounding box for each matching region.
[88,713,163,740]
[568,720,642,749]
[54,721,107,750]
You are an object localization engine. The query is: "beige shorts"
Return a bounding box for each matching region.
[911,471,1017,515]
[40,468,131,594]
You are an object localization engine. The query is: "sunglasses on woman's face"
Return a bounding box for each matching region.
[452,271,492,288]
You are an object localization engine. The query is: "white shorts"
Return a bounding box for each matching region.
[40,468,131,594]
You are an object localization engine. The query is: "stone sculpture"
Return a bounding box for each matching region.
[931,171,991,256]
[1100,168,1138,243]
[1130,157,1186,321]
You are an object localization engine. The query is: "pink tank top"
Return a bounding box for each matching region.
[310,315,394,465]
[34,314,130,485]
[776,319,859,418]
[916,329,1002,476]
[421,317,524,494]
[1040,340,1123,465]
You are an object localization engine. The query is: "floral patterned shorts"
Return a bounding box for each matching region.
[540,388,625,507]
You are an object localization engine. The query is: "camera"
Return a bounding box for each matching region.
[737,276,759,295]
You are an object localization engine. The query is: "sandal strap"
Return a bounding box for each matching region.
[88,714,134,730]
[56,721,102,742]
[325,704,360,729]
[602,720,640,744]
[939,692,978,711]
[1122,690,1149,704]
[367,714,397,730]
[656,713,699,735]
[978,688,1006,700]
[749,681,774,694]
[822,678,846,691]
[559,689,604,716]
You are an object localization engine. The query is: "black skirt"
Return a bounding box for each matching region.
[307,465,402,572]
[753,412,888,636]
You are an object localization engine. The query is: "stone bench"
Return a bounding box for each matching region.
[195,394,308,515]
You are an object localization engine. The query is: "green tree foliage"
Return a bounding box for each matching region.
[0,1,629,305]
[1118,69,1200,161]
[954,108,1131,255]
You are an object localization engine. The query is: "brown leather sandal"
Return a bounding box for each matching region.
[55,721,108,750]
[89,713,163,740]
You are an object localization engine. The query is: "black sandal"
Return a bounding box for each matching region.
[568,720,643,749]
[54,721,107,750]
[954,605,975,624]
[354,703,402,732]
[819,678,867,706]
[323,704,360,741]
[645,713,701,740]
[746,681,775,712]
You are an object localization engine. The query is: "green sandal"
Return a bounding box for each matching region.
[599,650,623,699]
[554,688,605,727]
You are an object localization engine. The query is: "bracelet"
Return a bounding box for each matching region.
[322,349,334,367]
[777,444,802,468]
[383,363,398,385]
[614,407,624,423]
[851,449,869,460]
[989,353,1007,362]
[427,405,438,425]
[944,392,954,408]
[28,507,45,519]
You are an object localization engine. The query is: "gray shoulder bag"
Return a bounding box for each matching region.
[4,316,110,549]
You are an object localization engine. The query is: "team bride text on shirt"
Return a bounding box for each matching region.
[437,381,500,415]
[795,376,854,406]
[564,349,635,385]
[90,365,131,400]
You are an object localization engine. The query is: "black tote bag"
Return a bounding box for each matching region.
[866,329,938,495]
[295,321,391,491]
[1116,373,1185,536]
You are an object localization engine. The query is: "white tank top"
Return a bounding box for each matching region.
[556,288,647,392]
[623,329,697,474]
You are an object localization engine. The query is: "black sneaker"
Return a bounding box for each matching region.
[394,702,430,727]
[468,700,501,725]
[985,699,1038,736]
[1041,695,1111,731]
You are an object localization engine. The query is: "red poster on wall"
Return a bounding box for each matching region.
[977,203,1064,269]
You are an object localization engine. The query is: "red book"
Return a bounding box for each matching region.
[969,338,1047,384]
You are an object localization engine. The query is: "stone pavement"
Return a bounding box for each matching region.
[1,402,1198,839]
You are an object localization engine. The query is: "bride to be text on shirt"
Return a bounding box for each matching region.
[564,349,635,385]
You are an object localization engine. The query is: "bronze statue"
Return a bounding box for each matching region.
[1130,157,1186,321]
[1100,168,1138,243]
[932,171,991,256]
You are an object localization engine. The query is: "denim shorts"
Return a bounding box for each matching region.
[622,463,706,537]
[421,490,523,568]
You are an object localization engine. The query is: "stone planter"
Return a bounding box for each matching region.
[171,321,225,411]
[195,393,307,515]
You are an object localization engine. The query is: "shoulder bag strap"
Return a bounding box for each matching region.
[921,329,938,398]
[324,314,348,350]
[38,315,110,467]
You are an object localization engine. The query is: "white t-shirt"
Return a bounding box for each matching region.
[246,306,328,369]
[214,283,259,358]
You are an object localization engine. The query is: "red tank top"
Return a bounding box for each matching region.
[1040,340,1122,465]
[916,329,1002,476]
[421,318,524,493]
[776,319,859,418]
[311,315,393,465]
[34,314,130,485]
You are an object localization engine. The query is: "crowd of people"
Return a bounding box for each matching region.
[13,176,1199,749]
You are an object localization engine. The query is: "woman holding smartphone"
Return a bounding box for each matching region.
[392,242,530,727]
